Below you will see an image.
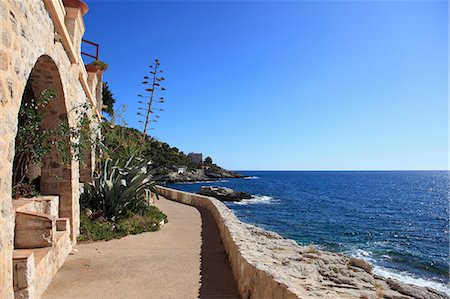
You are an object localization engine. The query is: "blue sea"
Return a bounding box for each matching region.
[167,171,449,294]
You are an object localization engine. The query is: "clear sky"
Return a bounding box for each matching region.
[83,0,448,171]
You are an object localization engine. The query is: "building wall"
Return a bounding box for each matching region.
[0,0,100,297]
[188,152,203,165]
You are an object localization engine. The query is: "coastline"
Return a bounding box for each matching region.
[156,185,449,299]
[168,170,449,295]
[162,168,246,183]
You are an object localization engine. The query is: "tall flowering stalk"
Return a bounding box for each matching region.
[137,58,166,140]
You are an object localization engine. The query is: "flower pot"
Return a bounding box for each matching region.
[63,0,89,16]
[85,64,101,73]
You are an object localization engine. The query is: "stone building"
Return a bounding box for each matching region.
[188,152,203,165]
[0,0,104,297]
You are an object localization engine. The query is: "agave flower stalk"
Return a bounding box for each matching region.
[138,58,166,140]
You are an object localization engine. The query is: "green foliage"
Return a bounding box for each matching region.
[101,123,146,165]
[92,60,108,71]
[13,88,55,185]
[78,206,167,242]
[144,138,197,170]
[80,156,161,221]
[204,156,213,164]
[78,214,114,241]
[13,83,99,196]
[102,82,116,117]
[101,122,196,171]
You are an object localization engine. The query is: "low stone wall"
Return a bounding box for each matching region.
[156,186,449,299]
[156,186,299,299]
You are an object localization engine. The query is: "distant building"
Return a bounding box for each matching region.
[188,153,203,165]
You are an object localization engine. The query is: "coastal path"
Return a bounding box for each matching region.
[43,196,240,299]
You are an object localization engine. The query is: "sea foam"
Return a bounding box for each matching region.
[373,266,450,296]
[234,195,274,205]
[348,248,450,296]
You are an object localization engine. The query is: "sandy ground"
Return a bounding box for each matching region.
[43,197,240,299]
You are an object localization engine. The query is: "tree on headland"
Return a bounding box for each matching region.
[102,82,116,117]
[204,156,213,165]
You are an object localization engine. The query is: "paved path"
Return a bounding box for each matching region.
[43,197,240,299]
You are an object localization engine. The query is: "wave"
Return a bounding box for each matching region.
[233,195,275,205]
[244,176,259,179]
[172,179,229,184]
[347,249,450,296]
[172,180,217,184]
[373,266,450,296]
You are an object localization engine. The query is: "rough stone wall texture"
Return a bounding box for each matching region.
[0,0,97,297]
[33,225,72,298]
[156,186,299,299]
[156,186,448,299]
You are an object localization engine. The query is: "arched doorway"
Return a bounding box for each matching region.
[12,55,76,240]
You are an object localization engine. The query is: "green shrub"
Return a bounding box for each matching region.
[12,85,98,197]
[80,156,162,221]
[78,206,168,242]
[78,214,115,242]
[92,60,108,71]
[101,122,197,171]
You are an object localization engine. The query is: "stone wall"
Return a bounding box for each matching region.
[0,0,101,297]
[155,186,299,299]
[156,186,449,299]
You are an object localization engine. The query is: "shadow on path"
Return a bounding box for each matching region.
[197,206,241,299]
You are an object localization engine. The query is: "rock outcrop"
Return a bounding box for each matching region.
[156,186,449,299]
[240,224,449,299]
[164,168,245,183]
[198,186,252,202]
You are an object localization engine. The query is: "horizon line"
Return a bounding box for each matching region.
[232,169,449,172]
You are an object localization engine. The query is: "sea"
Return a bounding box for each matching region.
[167,171,450,295]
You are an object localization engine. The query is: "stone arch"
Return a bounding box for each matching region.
[13,54,76,237]
[79,107,97,183]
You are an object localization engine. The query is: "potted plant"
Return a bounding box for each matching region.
[62,0,89,16]
[85,60,108,73]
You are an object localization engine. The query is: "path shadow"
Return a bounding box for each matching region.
[197,206,241,299]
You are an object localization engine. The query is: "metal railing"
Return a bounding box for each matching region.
[81,38,99,61]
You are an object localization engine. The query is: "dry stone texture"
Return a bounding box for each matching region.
[0,0,101,297]
[157,186,449,299]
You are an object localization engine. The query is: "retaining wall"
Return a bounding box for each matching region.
[155,186,300,299]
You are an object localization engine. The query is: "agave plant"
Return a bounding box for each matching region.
[80,156,161,221]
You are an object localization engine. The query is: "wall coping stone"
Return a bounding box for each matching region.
[155,186,448,299]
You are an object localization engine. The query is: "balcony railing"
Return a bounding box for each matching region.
[81,38,99,62]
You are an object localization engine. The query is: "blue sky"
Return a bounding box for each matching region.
[83,0,448,170]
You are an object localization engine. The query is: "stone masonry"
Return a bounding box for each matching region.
[156,186,449,299]
[0,0,103,297]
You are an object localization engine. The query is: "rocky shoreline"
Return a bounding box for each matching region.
[163,168,245,183]
[242,223,448,299]
[157,186,449,299]
[198,186,252,202]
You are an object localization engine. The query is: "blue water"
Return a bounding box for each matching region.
[167,171,449,293]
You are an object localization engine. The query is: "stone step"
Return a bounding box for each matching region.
[13,227,72,298]
[13,250,36,298]
[13,196,59,217]
[15,210,56,249]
